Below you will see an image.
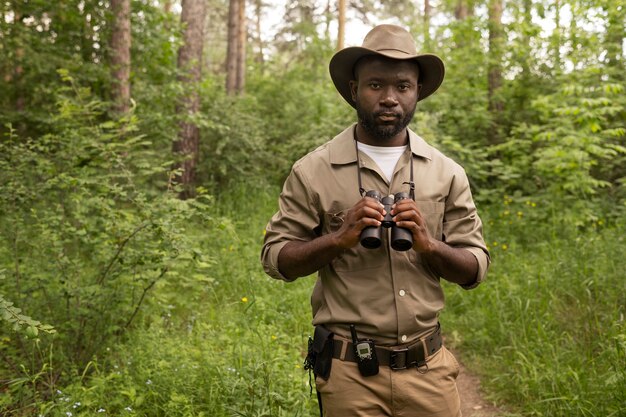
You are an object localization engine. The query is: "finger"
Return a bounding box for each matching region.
[363,196,385,208]
[392,199,419,214]
[359,216,382,228]
[360,199,385,217]
[359,205,385,221]
[393,207,420,222]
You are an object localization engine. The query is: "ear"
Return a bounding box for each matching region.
[349,80,358,102]
[416,83,422,100]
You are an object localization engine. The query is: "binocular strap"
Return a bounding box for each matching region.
[353,126,415,200]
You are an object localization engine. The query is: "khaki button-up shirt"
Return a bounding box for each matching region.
[261,125,490,346]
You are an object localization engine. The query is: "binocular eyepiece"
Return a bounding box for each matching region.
[360,191,413,251]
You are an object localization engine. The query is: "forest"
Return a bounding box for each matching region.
[0,0,624,416]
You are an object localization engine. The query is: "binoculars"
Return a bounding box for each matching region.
[360,190,413,251]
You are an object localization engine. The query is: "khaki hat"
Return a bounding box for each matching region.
[329,24,445,107]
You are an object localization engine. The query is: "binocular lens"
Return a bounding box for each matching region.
[391,233,413,251]
[360,227,382,248]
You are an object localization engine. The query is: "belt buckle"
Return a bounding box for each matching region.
[389,348,409,370]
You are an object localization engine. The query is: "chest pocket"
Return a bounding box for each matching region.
[415,201,444,241]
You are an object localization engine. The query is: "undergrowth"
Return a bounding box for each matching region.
[442,198,625,417]
[3,186,624,416]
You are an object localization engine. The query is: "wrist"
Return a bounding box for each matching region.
[330,231,350,251]
[420,238,439,255]
[333,227,362,252]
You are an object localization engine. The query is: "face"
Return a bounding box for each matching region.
[350,56,421,144]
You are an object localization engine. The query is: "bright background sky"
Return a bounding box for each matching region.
[261,0,389,47]
[259,0,586,50]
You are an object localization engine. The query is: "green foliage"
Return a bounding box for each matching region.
[429,15,491,151]
[195,38,353,191]
[484,68,625,225]
[248,55,353,182]
[130,1,183,169]
[0,292,56,337]
[1,0,625,415]
[10,185,318,417]
[194,80,273,192]
[0,73,218,413]
[0,0,110,137]
[8,185,623,416]
[443,206,626,416]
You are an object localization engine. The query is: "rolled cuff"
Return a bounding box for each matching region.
[459,246,490,290]
[261,240,293,282]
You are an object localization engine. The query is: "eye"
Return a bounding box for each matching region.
[368,82,381,89]
[398,83,411,92]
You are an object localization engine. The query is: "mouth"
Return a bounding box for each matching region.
[376,112,400,123]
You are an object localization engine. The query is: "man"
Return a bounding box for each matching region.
[261,24,490,417]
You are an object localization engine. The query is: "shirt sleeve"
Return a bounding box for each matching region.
[260,163,320,282]
[442,166,491,289]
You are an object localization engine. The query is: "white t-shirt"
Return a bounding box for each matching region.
[357,142,407,182]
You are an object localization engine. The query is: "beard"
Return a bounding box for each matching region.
[356,103,416,142]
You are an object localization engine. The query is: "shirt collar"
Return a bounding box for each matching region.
[329,124,433,165]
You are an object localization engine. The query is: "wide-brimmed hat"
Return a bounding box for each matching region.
[329,24,445,107]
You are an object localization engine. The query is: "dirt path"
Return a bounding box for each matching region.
[454,352,506,417]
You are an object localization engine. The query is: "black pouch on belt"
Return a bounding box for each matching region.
[310,325,334,381]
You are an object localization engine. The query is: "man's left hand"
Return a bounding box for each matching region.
[391,199,435,254]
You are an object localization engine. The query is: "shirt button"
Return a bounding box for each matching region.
[401,335,407,342]
[399,290,406,297]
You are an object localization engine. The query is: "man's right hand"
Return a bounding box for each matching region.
[277,195,385,280]
[333,195,386,249]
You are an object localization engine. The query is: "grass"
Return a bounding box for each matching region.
[9,187,625,416]
[441,202,626,416]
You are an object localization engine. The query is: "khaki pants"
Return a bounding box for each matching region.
[315,346,461,417]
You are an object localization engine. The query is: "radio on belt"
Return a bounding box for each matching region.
[350,324,379,377]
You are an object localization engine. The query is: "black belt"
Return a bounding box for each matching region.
[332,325,443,370]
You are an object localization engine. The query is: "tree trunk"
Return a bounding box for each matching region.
[253,0,264,66]
[173,0,207,199]
[226,0,239,95]
[455,0,469,20]
[337,0,346,51]
[110,0,131,115]
[226,0,246,94]
[236,0,246,93]
[487,0,504,144]
[6,5,25,113]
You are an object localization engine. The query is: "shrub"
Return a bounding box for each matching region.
[0,73,216,413]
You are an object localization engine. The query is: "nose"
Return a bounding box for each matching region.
[380,87,399,107]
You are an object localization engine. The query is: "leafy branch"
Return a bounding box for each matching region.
[124,267,169,330]
[97,222,151,286]
[0,294,56,337]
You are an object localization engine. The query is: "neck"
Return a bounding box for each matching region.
[355,124,408,147]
